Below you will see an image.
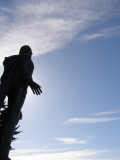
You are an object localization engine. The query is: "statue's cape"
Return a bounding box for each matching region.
[0,55,24,151]
[0,55,21,107]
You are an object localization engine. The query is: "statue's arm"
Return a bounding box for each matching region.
[19,57,42,95]
[19,57,33,85]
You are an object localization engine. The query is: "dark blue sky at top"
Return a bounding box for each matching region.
[0,0,14,7]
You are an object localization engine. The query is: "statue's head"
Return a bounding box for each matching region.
[19,45,33,57]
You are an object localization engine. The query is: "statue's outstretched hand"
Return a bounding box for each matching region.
[30,82,42,95]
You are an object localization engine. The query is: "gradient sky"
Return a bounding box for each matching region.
[0,0,120,160]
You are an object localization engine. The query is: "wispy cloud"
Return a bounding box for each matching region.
[0,0,120,63]
[64,117,120,124]
[10,148,120,160]
[93,110,120,116]
[80,26,120,42]
[10,148,109,160]
[11,147,69,156]
[55,137,88,144]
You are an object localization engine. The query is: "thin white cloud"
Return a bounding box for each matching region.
[64,117,120,124]
[81,26,120,42]
[55,137,88,144]
[93,110,120,116]
[11,148,68,156]
[10,148,108,160]
[0,0,120,63]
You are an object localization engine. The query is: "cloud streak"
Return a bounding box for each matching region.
[11,147,69,156]
[0,0,120,63]
[10,147,120,160]
[10,148,109,160]
[55,137,88,144]
[80,26,120,42]
[93,109,120,116]
[64,117,120,124]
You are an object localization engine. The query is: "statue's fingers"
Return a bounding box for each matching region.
[34,87,41,95]
[36,88,41,95]
[37,88,42,94]
[40,88,42,93]
[35,89,40,95]
[32,88,36,94]
[37,87,42,93]
[36,89,40,95]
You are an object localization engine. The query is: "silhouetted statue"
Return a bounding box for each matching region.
[0,45,42,160]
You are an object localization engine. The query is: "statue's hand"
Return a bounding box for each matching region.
[30,81,42,95]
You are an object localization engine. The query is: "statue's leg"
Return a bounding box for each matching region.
[0,87,27,160]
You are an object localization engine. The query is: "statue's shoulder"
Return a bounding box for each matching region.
[19,55,34,68]
[19,55,31,62]
[3,55,20,65]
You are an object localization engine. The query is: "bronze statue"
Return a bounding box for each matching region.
[0,45,42,160]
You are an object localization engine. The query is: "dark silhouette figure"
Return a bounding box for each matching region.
[0,45,42,160]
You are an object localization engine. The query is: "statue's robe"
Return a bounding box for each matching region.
[0,55,20,107]
[0,54,34,159]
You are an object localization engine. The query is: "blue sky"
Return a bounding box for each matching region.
[0,0,120,160]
